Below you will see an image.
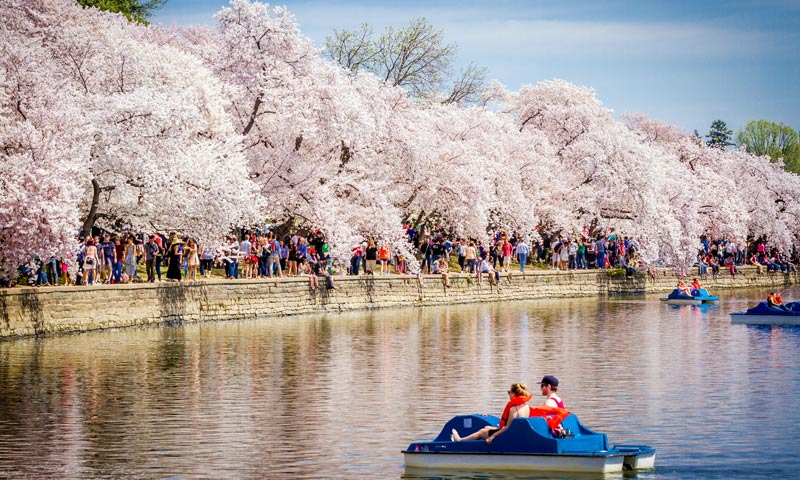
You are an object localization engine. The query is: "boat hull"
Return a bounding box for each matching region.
[616,444,657,470]
[403,451,626,473]
[660,288,718,305]
[730,301,800,325]
[661,298,718,305]
[730,313,800,325]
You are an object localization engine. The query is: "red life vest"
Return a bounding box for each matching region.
[499,394,532,428]
[768,293,783,305]
[529,405,572,431]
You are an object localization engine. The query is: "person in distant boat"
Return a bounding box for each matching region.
[690,278,702,295]
[767,291,789,311]
[677,281,691,296]
[452,383,531,444]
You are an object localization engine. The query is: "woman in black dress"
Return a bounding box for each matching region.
[166,243,183,281]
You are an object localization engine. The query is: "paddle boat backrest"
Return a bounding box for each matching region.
[746,301,800,314]
[434,414,498,442]
[667,288,692,300]
[487,415,611,454]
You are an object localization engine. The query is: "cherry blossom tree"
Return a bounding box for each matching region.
[0,3,91,275]
[174,1,424,260]
[1,0,263,275]
[500,80,727,265]
[5,0,261,246]
[625,112,800,260]
[4,0,800,278]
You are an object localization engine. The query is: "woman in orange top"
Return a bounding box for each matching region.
[379,243,391,274]
[452,383,531,444]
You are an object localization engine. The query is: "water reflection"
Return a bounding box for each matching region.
[1,288,799,479]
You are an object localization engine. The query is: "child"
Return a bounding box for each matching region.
[60,258,74,286]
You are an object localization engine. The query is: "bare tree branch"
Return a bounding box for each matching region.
[325,18,486,105]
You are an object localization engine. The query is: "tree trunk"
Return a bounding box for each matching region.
[242,95,263,136]
[80,178,101,239]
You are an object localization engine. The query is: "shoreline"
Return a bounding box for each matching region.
[1,266,796,339]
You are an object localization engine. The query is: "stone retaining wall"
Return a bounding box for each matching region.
[1,267,796,338]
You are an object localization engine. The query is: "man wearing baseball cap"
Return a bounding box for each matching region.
[538,374,571,438]
[538,375,565,408]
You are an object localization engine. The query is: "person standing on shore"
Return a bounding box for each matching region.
[595,235,607,269]
[166,242,183,282]
[144,235,160,283]
[365,239,377,275]
[81,239,100,286]
[186,239,200,281]
[99,233,115,284]
[501,237,513,273]
[465,241,477,274]
[456,239,466,273]
[123,236,137,279]
[379,242,391,274]
[516,238,529,273]
[113,236,124,284]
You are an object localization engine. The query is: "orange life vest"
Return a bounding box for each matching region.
[499,394,532,428]
[768,293,783,305]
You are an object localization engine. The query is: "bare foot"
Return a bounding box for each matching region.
[451,429,461,441]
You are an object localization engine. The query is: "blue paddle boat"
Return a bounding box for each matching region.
[730,301,800,325]
[660,288,719,305]
[403,413,655,473]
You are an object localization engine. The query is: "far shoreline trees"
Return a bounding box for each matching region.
[736,120,800,174]
[76,0,166,24]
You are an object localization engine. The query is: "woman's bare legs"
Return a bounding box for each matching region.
[452,425,493,442]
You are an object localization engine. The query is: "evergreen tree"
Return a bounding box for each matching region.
[706,120,734,149]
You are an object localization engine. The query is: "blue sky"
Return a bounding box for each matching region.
[152,0,800,136]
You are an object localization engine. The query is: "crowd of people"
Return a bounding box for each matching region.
[3,224,798,290]
[693,235,798,277]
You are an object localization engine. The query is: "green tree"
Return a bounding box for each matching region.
[706,120,734,149]
[76,0,166,24]
[737,120,800,173]
[325,18,487,105]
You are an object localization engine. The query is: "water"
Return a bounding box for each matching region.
[1,287,799,479]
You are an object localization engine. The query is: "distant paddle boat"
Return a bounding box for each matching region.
[730,301,800,325]
[660,288,719,305]
[403,412,655,473]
